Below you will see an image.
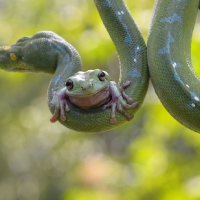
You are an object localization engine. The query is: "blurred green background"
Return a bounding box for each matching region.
[1,0,200,199]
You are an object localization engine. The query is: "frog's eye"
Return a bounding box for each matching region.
[65,79,73,90]
[98,71,106,81]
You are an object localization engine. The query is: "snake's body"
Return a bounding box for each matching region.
[47,0,149,132]
[0,0,148,133]
[148,0,200,132]
[3,0,199,133]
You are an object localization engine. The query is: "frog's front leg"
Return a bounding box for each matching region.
[50,88,70,123]
[103,81,139,124]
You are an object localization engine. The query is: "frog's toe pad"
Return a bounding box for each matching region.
[133,102,140,108]
[50,116,58,123]
[126,113,134,121]
[60,115,66,122]
[126,98,134,104]
[110,117,117,124]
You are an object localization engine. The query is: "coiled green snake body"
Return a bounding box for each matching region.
[0,0,149,132]
[52,0,149,132]
[148,0,200,132]
[2,0,200,132]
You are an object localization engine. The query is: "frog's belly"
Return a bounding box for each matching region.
[69,89,110,109]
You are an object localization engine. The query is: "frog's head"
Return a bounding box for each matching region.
[65,69,111,97]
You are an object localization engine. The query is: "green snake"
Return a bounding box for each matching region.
[0,0,149,132]
[48,0,149,132]
[148,0,200,133]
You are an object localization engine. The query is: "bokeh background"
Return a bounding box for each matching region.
[0,0,200,199]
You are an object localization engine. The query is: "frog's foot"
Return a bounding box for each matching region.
[102,96,139,124]
[50,89,70,123]
[120,81,135,104]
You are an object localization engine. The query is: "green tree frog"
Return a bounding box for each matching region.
[50,69,139,124]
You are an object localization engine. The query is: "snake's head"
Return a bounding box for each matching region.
[0,37,34,72]
[0,32,58,74]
